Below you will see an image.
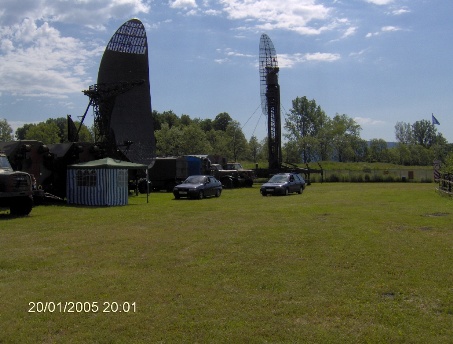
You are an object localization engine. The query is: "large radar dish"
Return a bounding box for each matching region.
[259,33,282,170]
[259,34,278,116]
[83,18,155,167]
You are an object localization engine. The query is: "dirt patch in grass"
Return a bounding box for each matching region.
[422,212,450,217]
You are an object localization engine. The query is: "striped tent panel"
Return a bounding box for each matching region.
[67,168,128,206]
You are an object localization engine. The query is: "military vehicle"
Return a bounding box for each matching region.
[0,152,33,216]
[210,162,254,188]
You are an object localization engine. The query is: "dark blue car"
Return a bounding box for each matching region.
[260,173,306,196]
[173,175,222,199]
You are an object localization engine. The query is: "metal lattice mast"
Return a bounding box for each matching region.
[259,34,281,170]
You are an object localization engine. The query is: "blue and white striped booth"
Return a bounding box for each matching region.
[67,158,147,206]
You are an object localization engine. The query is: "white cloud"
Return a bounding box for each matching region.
[0,1,152,99]
[365,0,394,5]
[341,26,357,39]
[278,52,340,68]
[381,25,401,32]
[354,117,386,126]
[366,25,402,37]
[169,0,198,9]
[0,0,150,27]
[0,19,101,97]
[391,7,410,15]
[349,49,369,62]
[219,0,333,36]
[304,52,341,62]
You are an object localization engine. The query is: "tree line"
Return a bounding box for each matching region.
[1,96,452,167]
[0,117,92,144]
[284,96,451,166]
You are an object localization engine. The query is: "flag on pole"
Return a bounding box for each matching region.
[432,114,440,125]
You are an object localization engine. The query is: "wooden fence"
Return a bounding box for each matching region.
[436,176,453,196]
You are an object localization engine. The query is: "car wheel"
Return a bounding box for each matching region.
[215,189,221,197]
[298,186,303,194]
[285,188,289,196]
[198,191,204,199]
[10,197,33,216]
[222,178,233,189]
[261,191,267,196]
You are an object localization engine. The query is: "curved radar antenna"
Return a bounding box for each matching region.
[88,18,155,168]
[259,34,281,170]
[259,34,278,116]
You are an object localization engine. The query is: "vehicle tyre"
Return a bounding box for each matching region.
[298,187,303,194]
[285,188,289,196]
[166,182,176,192]
[174,194,180,199]
[215,189,221,197]
[10,197,33,216]
[138,179,150,194]
[222,178,233,189]
[198,191,204,199]
[261,191,267,196]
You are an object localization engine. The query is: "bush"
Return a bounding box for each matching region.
[328,174,340,182]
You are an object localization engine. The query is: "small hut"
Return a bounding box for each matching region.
[67,158,147,206]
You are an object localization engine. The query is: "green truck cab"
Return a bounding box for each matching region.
[0,152,33,216]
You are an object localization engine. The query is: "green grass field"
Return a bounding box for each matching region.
[1,183,452,343]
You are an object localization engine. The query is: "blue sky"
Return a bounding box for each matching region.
[0,0,451,143]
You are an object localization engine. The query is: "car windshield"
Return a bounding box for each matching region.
[268,175,288,183]
[184,176,206,184]
[0,156,13,170]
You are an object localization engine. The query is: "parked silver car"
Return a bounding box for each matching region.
[260,173,306,196]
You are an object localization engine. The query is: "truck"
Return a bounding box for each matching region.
[0,152,34,216]
[145,156,255,192]
[146,156,211,192]
[0,140,102,200]
[210,162,255,188]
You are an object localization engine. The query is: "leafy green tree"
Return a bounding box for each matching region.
[442,152,453,173]
[154,123,183,156]
[24,122,60,144]
[284,96,329,163]
[412,119,438,148]
[77,124,94,142]
[409,144,434,165]
[180,114,192,126]
[206,129,232,159]
[353,138,369,162]
[199,118,213,132]
[154,110,180,129]
[46,117,67,142]
[0,119,13,141]
[259,137,269,164]
[316,121,334,161]
[283,140,301,164]
[15,123,34,140]
[368,139,389,162]
[330,114,362,162]
[213,112,232,132]
[226,121,248,161]
[151,110,162,131]
[394,119,449,164]
[180,124,211,155]
[248,135,262,163]
[395,122,413,144]
[385,147,401,165]
[15,117,93,143]
[392,143,412,165]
